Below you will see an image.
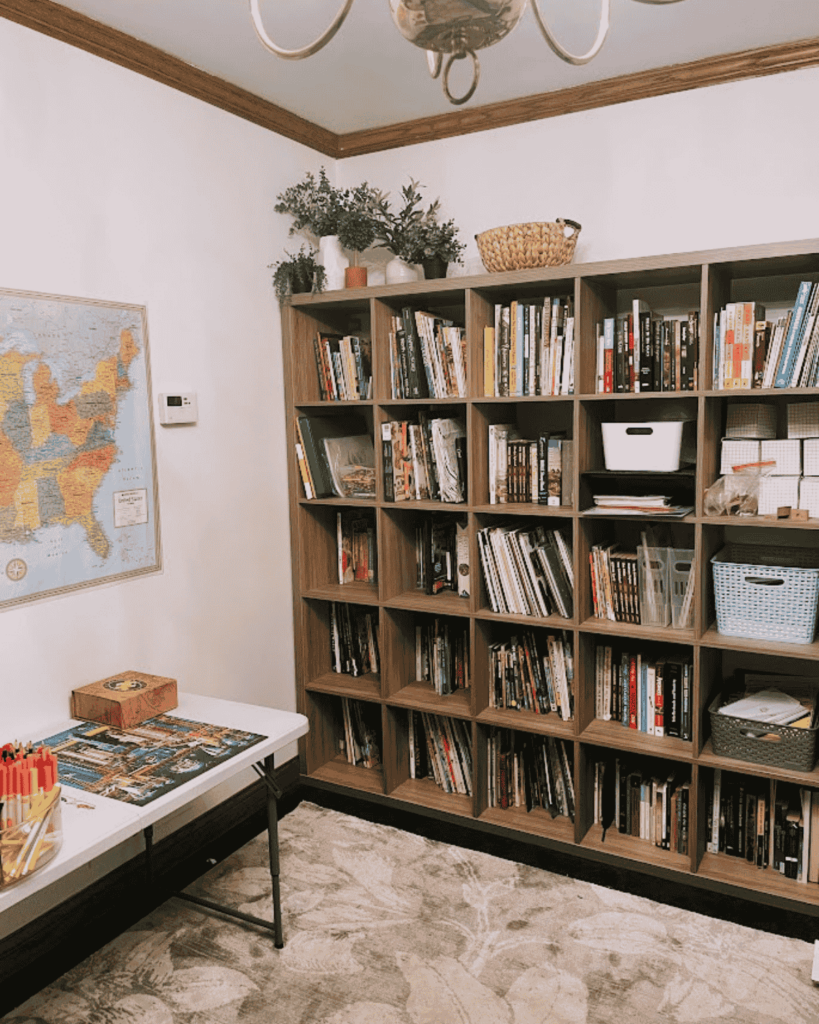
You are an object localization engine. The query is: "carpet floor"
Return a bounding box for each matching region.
[5,800,819,1024]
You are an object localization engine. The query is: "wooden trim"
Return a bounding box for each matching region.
[337,35,819,156]
[0,0,339,156]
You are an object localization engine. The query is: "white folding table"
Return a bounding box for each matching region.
[0,693,308,948]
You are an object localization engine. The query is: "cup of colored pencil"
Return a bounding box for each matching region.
[0,743,62,887]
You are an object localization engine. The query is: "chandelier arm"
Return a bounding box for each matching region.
[442,50,480,106]
[249,0,355,60]
[530,0,611,66]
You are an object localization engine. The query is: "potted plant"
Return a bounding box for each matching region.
[336,182,382,288]
[374,180,466,281]
[275,169,382,290]
[270,246,326,303]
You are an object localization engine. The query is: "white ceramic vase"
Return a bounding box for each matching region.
[385,256,419,285]
[318,235,349,291]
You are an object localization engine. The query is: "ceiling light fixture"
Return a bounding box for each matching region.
[250,0,688,106]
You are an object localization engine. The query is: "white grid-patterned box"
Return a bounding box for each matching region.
[760,439,801,475]
[720,439,760,474]
[725,403,777,439]
[804,439,819,476]
[799,478,819,518]
[758,475,800,515]
[787,402,819,439]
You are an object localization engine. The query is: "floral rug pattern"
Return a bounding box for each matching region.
[5,801,818,1024]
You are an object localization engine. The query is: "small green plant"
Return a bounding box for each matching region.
[374,180,466,266]
[270,246,326,303]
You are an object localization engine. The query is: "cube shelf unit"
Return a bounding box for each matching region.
[281,237,819,914]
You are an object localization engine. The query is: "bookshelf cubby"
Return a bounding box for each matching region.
[282,237,819,914]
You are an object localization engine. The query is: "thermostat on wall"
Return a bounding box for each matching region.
[158,393,198,425]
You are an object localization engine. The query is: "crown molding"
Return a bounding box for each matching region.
[2,1,818,160]
[336,35,819,156]
[0,0,339,156]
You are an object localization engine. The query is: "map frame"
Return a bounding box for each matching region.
[0,286,162,610]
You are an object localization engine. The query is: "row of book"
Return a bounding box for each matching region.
[416,617,470,696]
[483,295,575,397]
[337,510,376,585]
[593,645,692,740]
[313,333,373,401]
[478,524,574,619]
[329,603,380,678]
[595,306,699,393]
[712,284,819,391]
[389,308,467,399]
[592,757,690,853]
[489,630,574,720]
[408,710,473,795]
[295,414,376,499]
[382,415,466,503]
[488,425,573,506]
[415,515,470,597]
[589,541,694,628]
[340,697,381,769]
[486,729,575,820]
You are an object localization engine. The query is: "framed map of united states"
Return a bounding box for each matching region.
[0,288,161,608]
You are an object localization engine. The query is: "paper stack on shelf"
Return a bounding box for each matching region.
[584,495,694,517]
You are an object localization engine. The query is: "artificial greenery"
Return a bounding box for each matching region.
[374,180,466,266]
[270,246,326,303]
[275,168,382,246]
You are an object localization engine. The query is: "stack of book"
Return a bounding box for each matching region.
[593,644,692,739]
[296,414,376,500]
[488,426,573,505]
[592,756,690,853]
[329,603,379,677]
[486,728,575,819]
[415,617,470,696]
[336,510,376,585]
[483,295,574,397]
[340,697,381,769]
[711,283,819,390]
[478,524,574,619]
[415,515,469,597]
[585,495,694,517]
[313,333,372,401]
[408,710,473,795]
[382,415,466,503]
[595,306,699,393]
[389,308,467,399]
[489,630,574,720]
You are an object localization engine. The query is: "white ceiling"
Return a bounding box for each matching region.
[47,0,819,134]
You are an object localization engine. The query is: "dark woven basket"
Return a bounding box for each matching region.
[708,693,818,772]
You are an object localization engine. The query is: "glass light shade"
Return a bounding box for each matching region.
[389,0,527,54]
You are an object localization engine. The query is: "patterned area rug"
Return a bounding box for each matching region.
[6,800,819,1024]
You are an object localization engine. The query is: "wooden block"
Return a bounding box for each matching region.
[776,506,792,519]
[790,508,809,521]
[71,670,178,729]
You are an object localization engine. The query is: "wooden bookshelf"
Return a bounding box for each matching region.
[281,236,819,914]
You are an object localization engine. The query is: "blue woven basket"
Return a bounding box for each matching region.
[711,544,819,645]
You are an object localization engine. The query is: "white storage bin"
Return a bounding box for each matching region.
[804,438,819,476]
[800,478,819,518]
[601,422,684,472]
[760,439,801,475]
[720,439,760,475]
[725,403,776,439]
[758,475,800,515]
[787,402,819,439]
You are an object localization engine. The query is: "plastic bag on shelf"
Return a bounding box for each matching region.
[703,461,774,517]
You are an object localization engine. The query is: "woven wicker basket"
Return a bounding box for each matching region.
[708,693,818,771]
[475,219,581,273]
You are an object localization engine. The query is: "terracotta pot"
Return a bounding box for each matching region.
[345,265,368,289]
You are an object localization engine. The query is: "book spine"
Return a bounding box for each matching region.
[775,282,813,387]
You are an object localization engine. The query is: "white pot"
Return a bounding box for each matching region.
[385,256,419,285]
[318,235,349,291]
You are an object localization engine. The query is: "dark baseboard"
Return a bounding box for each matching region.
[0,758,301,1018]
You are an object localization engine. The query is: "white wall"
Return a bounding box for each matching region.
[0,18,329,936]
[340,68,819,271]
